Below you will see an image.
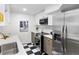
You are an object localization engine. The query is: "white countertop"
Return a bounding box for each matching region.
[44,34,79,41]
[0,35,26,55]
[44,35,53,39]
[32,31,53,39]
[32,31,41,33]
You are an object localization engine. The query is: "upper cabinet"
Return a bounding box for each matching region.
[35,12,64,26]
[35,14,53,25]
[47,15,53,25]
[0,4,10,26]
[35,4,62,26]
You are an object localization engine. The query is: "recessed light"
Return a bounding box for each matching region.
[23,8,27,11]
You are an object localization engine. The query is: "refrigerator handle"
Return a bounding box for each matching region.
[61,25,65,54]
[64,25,67,54]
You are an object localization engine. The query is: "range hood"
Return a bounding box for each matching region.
[60,4,79,12]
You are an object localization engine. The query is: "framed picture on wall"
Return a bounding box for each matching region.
[20,20,28,32]
[0,12,4,22]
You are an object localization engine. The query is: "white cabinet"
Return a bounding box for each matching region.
[48,15,53,25]
[36,15,53,25]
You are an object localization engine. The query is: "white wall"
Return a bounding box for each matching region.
[1,13,35,43]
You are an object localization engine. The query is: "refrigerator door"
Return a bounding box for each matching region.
[65,9,79,55]
[53,12,64,29]
[66,39,79,55]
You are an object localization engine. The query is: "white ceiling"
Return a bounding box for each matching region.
[10,4,54,15]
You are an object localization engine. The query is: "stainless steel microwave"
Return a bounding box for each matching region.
[39,17,48,25]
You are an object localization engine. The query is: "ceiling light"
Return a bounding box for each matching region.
[23,8,27,11]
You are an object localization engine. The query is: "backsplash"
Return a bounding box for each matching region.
[35,25,53,33]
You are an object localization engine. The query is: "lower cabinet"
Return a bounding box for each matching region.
[31,32,53,55]
[44,36,53,55]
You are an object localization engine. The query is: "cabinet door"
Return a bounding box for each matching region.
[48,15,53,25]
[46,38,53,55]
[44,37,47,52]
[44,36,53,55]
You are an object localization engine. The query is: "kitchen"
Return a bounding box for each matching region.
[31,4,79,55]
[0,4,79,55]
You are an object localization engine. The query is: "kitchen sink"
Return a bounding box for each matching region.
[0,42,19,55]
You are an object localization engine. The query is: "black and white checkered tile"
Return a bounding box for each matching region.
[23,43,41,55]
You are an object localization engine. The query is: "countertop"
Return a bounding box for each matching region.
[44,35,53,39]
[44,34,79,41]
[32,31,41,33]
[0,35,26,55]
[32,31,53,39]
[32,31,79,41]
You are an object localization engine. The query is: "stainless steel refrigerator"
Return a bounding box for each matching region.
[64,9,79,55]
[52,9,79,55]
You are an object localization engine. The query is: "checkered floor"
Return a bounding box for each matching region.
[23,43,41,55]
